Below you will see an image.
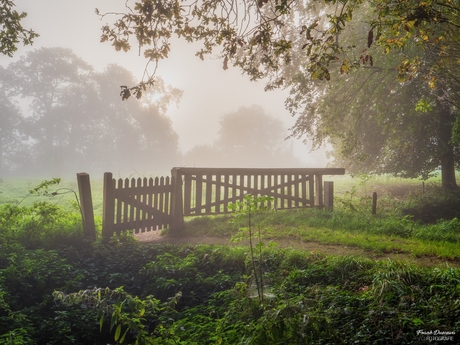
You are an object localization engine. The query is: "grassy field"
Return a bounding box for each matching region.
[2,173,459,265]
[178,173,460,266]
[0,177,105,213]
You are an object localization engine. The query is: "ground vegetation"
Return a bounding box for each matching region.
[0,177,459,344]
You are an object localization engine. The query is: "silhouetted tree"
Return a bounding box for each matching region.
[4,47,95,175]
[0,67,28,175]
[1,48,182,175]
[184,105,300,168]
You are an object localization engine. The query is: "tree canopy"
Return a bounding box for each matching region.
[98,0,460,188]
[97,0,460,97]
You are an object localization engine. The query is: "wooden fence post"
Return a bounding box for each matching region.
[315,174,323,207]
[324,181,334,211]
[372,192,377,215]
[170,168,184,233]
[102,172,115,239]
[76,173,96,239]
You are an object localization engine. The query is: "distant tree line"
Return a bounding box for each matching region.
[0,48,301,177]
[183,105,301,168]
[0,47,182,176]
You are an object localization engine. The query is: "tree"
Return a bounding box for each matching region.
[98,0,460,187]
[285,4,460,189]
[93,64,183,173]
[0,66,28,175]
[0,0,38,56]
[183,105,300,168]
[4,47,95,175]
[1,48,183,175]
[288,56,459,185]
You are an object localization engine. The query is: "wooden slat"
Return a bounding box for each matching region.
[165,176,170,217]
[153,177,159,220]
[135,178,141,226]
[159,177,165,227]
[309,174,315,207]
[224,175,229,213]
[116,179,122,225]
[239,174,245,201]
[294,174,299,207]
[215,174,221,213]
[268,175,273,209]
[123,178,129,230]
[302,175,308,207]
[129,178,135,227]
[195,175,202,214]
[102,172,115,238]
[278,175,284,209]
[147,178,154,230]
[184,174,191,215]
[205,175,212,214]
[232,174,237,206]
[260,174,265,208]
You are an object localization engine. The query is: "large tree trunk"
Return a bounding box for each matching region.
[438,101,458,190]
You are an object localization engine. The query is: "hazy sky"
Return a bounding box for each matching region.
[1,0,329,166]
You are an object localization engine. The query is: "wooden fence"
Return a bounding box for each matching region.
[88,167,345,238]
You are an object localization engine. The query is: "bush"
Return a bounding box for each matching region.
[402,186,460,223]
[0,202,84,249]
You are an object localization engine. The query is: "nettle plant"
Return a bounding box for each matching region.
[228,194,277,305]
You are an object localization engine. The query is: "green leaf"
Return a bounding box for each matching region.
[114,324,122,341]
[99,315,104,332]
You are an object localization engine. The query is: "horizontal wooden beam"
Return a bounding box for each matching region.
[172,167,345,176]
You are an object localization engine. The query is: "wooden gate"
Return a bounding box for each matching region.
[169,167,345,231]
[102,172,173,237]
[99,167,345,238]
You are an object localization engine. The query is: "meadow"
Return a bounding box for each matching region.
[0,174,459,344]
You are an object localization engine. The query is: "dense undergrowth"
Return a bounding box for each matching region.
[0,178,459,344]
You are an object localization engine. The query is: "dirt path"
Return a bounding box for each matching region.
[134,231,460,268]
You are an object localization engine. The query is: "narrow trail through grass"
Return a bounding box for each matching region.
[135,232,460,268]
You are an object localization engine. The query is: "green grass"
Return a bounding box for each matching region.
[181,189,460,262]
[0,177,105,215]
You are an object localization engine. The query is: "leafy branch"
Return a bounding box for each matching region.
[0,0,39,57]
[54,287,181,344]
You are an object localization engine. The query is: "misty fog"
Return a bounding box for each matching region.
[0,48,316,178]
[0,0,332,181]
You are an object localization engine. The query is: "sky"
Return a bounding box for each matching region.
[1,0,330,167]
